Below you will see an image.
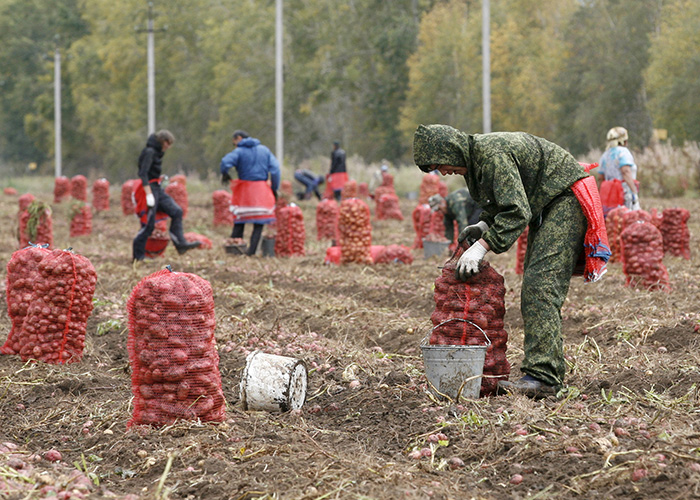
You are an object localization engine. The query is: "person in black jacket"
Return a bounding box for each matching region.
[328,141,347,201]
[132,130,200,263]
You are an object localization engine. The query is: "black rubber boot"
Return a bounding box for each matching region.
[497,375,556,399]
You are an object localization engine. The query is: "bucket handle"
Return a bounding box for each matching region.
[422,318,491,347]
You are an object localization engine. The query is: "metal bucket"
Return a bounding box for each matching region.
[421,319,491,400]
[261,237,275,257]
[239,351,307,412]
[423,239,450,258]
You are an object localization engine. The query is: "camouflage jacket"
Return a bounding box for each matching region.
[444,188,482,242]
[414,124,587,253]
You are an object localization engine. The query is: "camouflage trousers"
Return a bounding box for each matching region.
[520,190,586,387]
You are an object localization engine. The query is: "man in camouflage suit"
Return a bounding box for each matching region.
[414,124,589,397]
[428,188,483,243]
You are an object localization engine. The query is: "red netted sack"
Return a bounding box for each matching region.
[418,175,441,205]
[165,180,188,218]
[339,198,372,264]
[430,242,510,396]
[374,244,414,264]
[18,193,35,212]
[92,178,110,212]
[358,182,369,199]
[71,175,88,201]
[316,199,339,241]
[213,190,234,226]
[622,209,652,230]
[376,193,404,221]
[54,176,70,203]
[4,187,17,196]
[2,244,52,355]
[650,208,663,230]
[381,172,394,188]
[280,180,294,199]
[341,179,358,200]
[515,227,529,275]
[275,204,306,257]
[18,201,53,249]
[121,180,139,216]
[170,174,187,186]
[184,232,212,250]
[127,268,225,427]
[17,249,97,364]
[660,208,690,259]
[620,221,670,292]
[69,203,93,237]
[412,204,432,248]
[605,206,628,263]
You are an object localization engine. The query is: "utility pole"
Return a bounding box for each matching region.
[275,0,284,168]
[54,36,62,178]
[482,0,491,134]
[136,2,166,135]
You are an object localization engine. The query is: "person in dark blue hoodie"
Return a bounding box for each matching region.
[220,130,281,256]
[132,130,200,263]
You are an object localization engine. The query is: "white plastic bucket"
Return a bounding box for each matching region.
[423,239,450,258]
[421,319,490,400]
[240,351,308,412]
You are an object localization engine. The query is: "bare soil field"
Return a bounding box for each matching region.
[0,183,699,500]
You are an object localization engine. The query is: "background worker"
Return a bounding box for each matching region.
[327,141,348,201]
[428,188,483,243]
[598,126,640,214]
[414,124,609,398]
[220,130,280,256]
[294,169,324,200]
[132,129,200,263]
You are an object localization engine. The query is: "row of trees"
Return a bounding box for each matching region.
[0,0,698,181]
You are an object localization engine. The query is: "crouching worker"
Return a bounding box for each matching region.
[294,169,324,200]
[220,130,280,256]
[133,130,200,263]
[414,124,610,398]
[428,188,483,245]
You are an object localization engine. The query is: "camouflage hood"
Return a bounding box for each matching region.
[413,124,472,169]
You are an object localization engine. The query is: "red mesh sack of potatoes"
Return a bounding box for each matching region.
[18,193,35,212]
[620,221,670,292]
[69,203,93,237]
[515,227,529,275]
[358,182,369,199]
[430,241,510,396]
[4,187,17,196]
[17,249,97,364]
[184,232,212,250]
[605,206,628,263]
[374,244,414,264]
[170,174,187,186]
[165,180,188,218]
[650,208,663,230]
[376,193,404,221]
[92,178,110,212]
[339,198,372,264]
[341,179,358,200]
[373,186,392,219]
[412,204,432,248]
[275,204,306,257]
[127,268,225,427]
[2,244,52,355]
[316,198,339,241]
[418,175,440,205]
[660,208,690,259]
[19,201,53,249]
[121,180,138,216]
[622,210,652,230]
[213,190,234,226]
[71,175,88,201]
[280,180,294,199]
[381,172,394,188]
[54,176,70,203]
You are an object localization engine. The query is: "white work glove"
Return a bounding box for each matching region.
[455,241,488,281]
[630,194,641,211]
[146,193,155,208]
[457,221,489,245]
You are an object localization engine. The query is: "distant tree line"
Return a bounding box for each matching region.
[0,0,697,181]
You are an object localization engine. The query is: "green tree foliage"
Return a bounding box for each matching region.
[645,0,700,143]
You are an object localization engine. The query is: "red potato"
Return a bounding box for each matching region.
[43,449,62,462]
[510,474,523,485]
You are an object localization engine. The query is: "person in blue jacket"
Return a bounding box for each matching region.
[220,130,280,256]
